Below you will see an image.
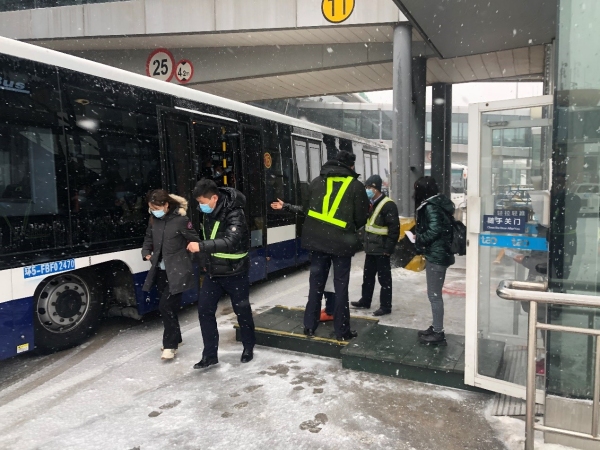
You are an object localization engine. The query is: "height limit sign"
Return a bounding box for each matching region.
[175,60,194,84]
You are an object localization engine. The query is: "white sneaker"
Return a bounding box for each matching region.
[161,348,177,360]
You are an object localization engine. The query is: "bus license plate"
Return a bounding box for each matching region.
[23,259,76,279]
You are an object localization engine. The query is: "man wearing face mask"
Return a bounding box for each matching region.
[187,178,256,369]
[351,174,399,316]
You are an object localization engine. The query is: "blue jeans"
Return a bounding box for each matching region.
[425,262,448,332]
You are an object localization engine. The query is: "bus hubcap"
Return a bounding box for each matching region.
[37,275,90,333]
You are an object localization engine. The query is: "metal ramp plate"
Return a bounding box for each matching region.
[237,306,505,392]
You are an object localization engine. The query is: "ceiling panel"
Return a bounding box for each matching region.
[393,0,556,58]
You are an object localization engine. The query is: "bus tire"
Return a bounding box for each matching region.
[33,269,104,353]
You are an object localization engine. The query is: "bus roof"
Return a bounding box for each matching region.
[0,36,386,151]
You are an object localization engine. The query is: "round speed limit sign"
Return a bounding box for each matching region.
[146,49,175,82]
[175,59,194,84]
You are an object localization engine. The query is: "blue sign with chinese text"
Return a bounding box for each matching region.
[23,259,76,279]
[483,209,528,233]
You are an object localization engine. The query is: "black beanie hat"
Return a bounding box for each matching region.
[365,174,383,192]
[335,150,356,168]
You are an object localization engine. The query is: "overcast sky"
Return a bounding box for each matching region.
[365,82,544,107]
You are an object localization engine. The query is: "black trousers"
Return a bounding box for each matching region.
[304,251,352,338]
[156,271,183,349]
[361,254,392,311]
[197,271,256,359]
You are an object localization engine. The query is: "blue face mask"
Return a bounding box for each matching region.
[198,203,214,214]
[151,210,165,219]
[366,188,375,200]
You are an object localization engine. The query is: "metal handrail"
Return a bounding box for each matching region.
[496,280,600,450]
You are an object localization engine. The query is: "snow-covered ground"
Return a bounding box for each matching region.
[0,255,575,449]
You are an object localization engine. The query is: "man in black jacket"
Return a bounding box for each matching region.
[187,179,256,368]
[351,174,399,316]
[302,150,370,340]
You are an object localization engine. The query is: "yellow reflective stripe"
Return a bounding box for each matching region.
[214,252,248,259]
[365,197,392,235]
[365,224,388,235]
[210,220,220,239]
[203,219,248,259]
[307,176,353,228]
[367,197,392,226]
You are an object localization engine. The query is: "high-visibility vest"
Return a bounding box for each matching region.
[365,197,393,235]
[307,176,354,228]
[203,219,248,260]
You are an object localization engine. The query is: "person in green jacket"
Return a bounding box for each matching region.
[413,176,455,345]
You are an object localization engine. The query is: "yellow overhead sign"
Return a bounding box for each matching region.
[322,0,355,24]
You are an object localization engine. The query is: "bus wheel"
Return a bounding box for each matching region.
[33,270,103,353]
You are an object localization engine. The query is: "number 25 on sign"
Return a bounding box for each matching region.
[322,0,355,24]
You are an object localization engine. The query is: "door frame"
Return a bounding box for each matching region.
[464,95,553,401]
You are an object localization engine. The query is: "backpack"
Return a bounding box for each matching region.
[448,214,467,256]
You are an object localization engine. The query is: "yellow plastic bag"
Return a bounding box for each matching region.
[405,254,426,272]
[391,217,426,272]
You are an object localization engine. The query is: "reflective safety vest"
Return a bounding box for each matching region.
[307,176,353,228]
[365,197,393,235]
[203,219,248,260]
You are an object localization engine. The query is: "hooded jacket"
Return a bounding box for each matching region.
[415,194,455,267]
[142,195,200,294]
[198,187,250,277]
[301,160,370,257]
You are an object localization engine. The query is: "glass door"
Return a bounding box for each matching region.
[465,95,553,401]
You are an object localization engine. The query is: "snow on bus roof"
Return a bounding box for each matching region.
[0,36,386,150]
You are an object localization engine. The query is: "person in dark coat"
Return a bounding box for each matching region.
[187,179,256,369]
[413,176,455,345]
[142,190,200,360]
[270,199,336,322]
[351,174,400,316]
[301,150,370,340]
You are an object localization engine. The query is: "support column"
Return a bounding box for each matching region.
[409,56,427,215]
[391,23,412,216]
[431,83,453,197]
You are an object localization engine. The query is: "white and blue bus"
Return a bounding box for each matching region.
[0,37,389,360]
[424,163,468,209]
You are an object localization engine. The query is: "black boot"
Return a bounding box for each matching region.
[241,348,253,363]
[419,331,447,346]
[351,299,371,309]
[418,325,435,337]
[193,356,219,369]
[303,328,315,337]
[337,330,358,341]
[373,308,391,316]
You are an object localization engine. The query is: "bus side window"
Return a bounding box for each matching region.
[60,70,161,248]
[293,139,309,209]
[0,55,69,260]
[308,141,321,182]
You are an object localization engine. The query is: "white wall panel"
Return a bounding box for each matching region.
[297,0,404,28]
[0,10,32,40]
[84,1,146,37]
[145,0,215,34]
[216,0,297,31]
[30,5,84,40]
